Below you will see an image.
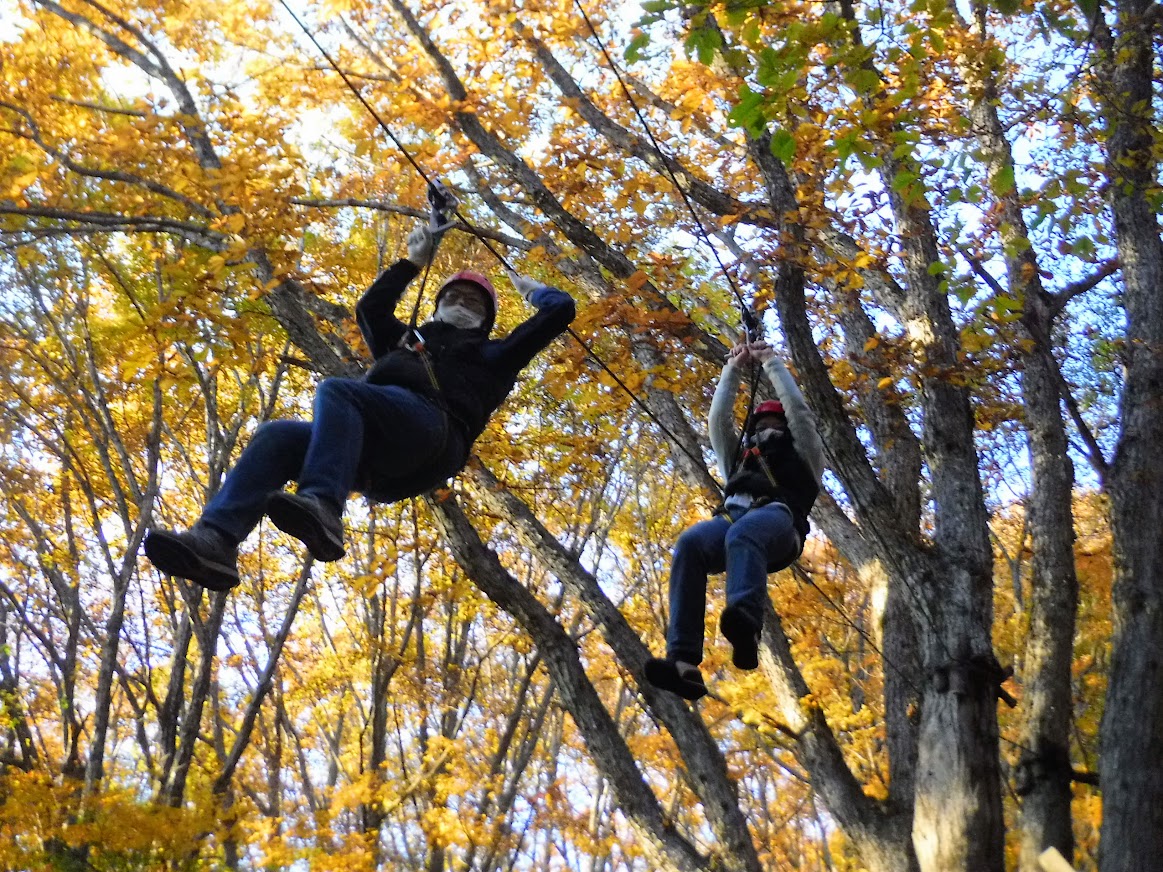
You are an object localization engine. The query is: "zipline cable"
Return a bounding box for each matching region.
[567,4,971,679]
[276,0,721,492]
[276,0,515,272]
[569,0,764,484]
[571,0,760,340]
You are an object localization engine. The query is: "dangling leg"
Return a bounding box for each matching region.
[720,502,800,670]
[266,379,449,561]
[145,420,313,590]
[645,513,731,700]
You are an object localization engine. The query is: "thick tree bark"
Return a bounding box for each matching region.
[758,596,918,871]
[1098,1,1163,868]
[955,7,1082,860]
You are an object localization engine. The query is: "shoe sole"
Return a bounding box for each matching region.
[644,659,708,701]
[720,608,760,671]
[144,532,239,592]
[266,494,345,562]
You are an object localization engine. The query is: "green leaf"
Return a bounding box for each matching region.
[770,129,796,164]
[685,25,722,65]
[891,169,917,192]
[834,129,860,163]
[728,84,767,133]
[624,32,650,63]
[991,164,1016,195]
[847,67,881,94]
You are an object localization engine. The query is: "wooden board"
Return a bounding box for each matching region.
[1038,847,1077,872]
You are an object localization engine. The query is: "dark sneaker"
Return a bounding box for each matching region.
[644,657,708,701]
[144,524,240,591]
[265,492,345,562]
[720,605,762,670]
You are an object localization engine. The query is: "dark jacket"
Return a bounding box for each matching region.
[709,358,825,543]
[356,259,576,446]
[723,429,820,538]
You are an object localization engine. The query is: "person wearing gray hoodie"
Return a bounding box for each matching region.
[645,340,825,700]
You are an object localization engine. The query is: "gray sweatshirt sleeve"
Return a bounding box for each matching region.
[762,358,825,484]
[708,361,744,482]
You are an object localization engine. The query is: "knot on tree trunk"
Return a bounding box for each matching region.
[1013,742,1073,797]
[932,653,1016,707]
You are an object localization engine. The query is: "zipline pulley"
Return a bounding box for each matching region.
[427,180,458,238]
[741,306,763,343]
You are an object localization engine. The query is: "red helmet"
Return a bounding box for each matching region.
[754,400,785,417]
[436,271,497,332]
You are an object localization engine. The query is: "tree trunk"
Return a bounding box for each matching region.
[956,11,1082,859]
[1098,1,1163,867]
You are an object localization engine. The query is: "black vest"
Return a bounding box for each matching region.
[364,321,515,445]
[724,429,820,538]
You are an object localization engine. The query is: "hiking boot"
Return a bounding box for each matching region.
[144,523,240,591]
[720,605,762,670]
[644,657,708,701]
[265,492,345,562]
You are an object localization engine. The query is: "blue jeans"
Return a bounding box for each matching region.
[201,379,460,543]
[666,502,800,665]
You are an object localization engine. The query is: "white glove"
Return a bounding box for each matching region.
[406,225,435,266]
[508,271,543,302]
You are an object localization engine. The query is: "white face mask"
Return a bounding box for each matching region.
[754,427,785,445]
[435,302,484,330]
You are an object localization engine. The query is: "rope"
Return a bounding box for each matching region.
[276,0,515,272]
[569,0,764,483]
[571,0,760,340]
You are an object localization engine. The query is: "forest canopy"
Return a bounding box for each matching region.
[1,0,1160,870]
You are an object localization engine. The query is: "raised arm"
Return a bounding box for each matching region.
[489,278,576,373]
[356,225,439,358]
[355,259,419,358]
[708,347,747,482]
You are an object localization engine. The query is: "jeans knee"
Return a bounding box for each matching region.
[674,526,712,563]
[725,523,762,551]
[251,419,309,451]
[316,377,350,399]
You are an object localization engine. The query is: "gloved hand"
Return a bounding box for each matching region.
[406,225,435,267]
[507,270,543,302]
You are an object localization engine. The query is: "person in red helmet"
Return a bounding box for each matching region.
[144,221,575,591]
[645,339,824,700]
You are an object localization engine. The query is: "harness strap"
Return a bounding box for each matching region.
[712,500,805,566]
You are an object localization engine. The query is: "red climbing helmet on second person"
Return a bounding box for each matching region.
[436,271,498,332]
[754,400,785,418]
